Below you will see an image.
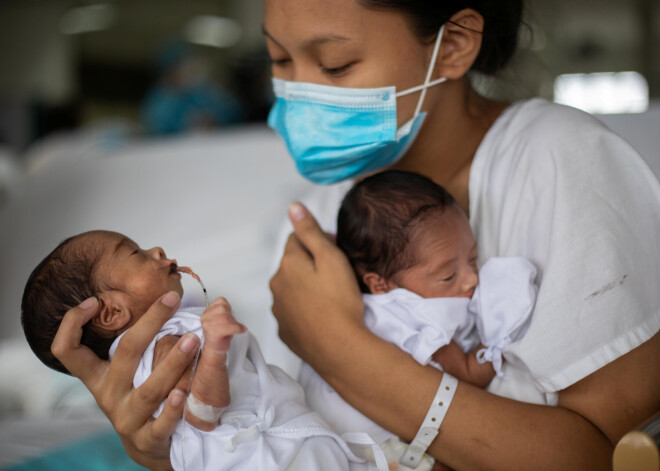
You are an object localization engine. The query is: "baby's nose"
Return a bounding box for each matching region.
[461,268,479,296]
[148,246,166,260]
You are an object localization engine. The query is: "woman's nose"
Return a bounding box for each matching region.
[290,62,325,85]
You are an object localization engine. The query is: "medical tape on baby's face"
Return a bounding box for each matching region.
[186,392,225,423]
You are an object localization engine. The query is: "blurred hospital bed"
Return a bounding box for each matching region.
[0,104,658,469]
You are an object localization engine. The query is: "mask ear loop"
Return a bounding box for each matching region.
[396,24,447,113]
[413,23,446,117]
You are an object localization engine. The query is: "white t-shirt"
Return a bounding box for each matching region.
[275,98,660,405]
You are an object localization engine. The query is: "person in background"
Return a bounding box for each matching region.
[142,41,244,135]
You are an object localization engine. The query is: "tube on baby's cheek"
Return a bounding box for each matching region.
[177,266,208,307]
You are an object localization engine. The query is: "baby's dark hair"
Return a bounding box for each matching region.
[337,170,459,293]
[21,233,111,375]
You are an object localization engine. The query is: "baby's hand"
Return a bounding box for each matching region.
[201,297,247,353]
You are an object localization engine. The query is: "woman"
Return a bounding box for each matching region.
[52,0,660,469]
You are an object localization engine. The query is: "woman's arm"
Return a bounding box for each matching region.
[51,292,199,471]
[271,203,660,471]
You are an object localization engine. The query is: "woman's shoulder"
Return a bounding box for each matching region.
[473,97,643,182]
[501,98,607,134]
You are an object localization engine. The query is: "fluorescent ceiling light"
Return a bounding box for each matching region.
[60,4,116,35]
[184,16,242,49]
[554,71,649,114]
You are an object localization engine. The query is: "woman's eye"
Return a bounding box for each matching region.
[270,58,291,67]
[320,63,353,76]
[131,250,139,256]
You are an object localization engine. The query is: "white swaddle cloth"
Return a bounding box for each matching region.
[110,309,386,471]
[300,256,537,469]
[471,257,538,376]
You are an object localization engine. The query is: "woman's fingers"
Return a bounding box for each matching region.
[122,390,186,467]
[107,291,181,389]
[151,389,187,444]
[51,297,108,391]
[122,333,200,432]
[271,203,364,362]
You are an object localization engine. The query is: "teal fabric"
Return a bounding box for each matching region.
[2,430,147,471]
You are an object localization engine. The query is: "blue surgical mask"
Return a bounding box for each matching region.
[268,25,446,185]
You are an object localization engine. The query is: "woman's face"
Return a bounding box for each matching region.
[263,0,436,127]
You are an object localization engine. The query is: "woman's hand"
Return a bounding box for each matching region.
[269,202,364,370]
[51,292,200,471]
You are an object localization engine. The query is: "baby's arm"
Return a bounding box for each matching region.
[431,341,495,389]
[151,298,246,432]
[186,297,246,432]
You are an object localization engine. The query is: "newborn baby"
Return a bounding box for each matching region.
[21,230,388,470]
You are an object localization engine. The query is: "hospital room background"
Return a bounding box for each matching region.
[0,0,658,469]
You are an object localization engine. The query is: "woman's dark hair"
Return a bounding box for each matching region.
[358,0,523,75]
[21,234,112,375]
[337,170,458,293]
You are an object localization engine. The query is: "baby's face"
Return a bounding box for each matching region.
[394,207,478,299]
[88,231,184,323]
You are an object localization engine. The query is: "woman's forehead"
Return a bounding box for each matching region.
[263,0,409,44]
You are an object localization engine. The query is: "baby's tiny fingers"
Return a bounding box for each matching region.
[210,296,231,311]
[204,324,246,353]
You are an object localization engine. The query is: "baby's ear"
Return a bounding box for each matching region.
[91,294,131,331]
[362,273,395,294]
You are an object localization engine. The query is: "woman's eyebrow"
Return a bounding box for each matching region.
[261,25,281,46]
[262,24,350,50]
[302,34,351,49]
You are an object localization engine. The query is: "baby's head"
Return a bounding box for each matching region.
[21,230,183,374]
[337,170,478,298]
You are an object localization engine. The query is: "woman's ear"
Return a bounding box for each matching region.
[91,293,132,332]
[434,8,484,80]
[363,272,396,294]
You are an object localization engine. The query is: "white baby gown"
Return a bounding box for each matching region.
[110,309,386,471]
[299,256,538,470]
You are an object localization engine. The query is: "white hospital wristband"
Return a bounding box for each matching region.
[399,373,458,468]
[186,392,225,423]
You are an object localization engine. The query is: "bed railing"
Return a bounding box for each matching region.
[613,410,660,471]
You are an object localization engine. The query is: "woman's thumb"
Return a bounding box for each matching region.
[288,202,329,254]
